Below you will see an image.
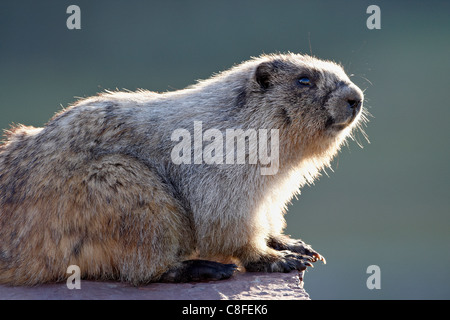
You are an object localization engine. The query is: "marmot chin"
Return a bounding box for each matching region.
[0,53,367,285]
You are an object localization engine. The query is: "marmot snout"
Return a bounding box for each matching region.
[0,53,368,285]
[323,82,363,131]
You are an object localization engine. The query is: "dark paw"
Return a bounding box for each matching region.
[269,236,326,264]
[160,260,238,283]
[245,250,315,273]
[285,239,326,264]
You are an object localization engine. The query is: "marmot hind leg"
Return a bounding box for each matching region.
[65,154,197,285]
[159,260,237,282]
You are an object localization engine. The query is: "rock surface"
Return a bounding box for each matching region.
[0,271,309,300]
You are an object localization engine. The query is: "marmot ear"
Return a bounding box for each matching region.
[255,62,273,90]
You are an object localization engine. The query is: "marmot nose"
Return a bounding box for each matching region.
[347,99,362,110]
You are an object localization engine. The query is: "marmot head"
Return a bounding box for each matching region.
[249,53,367,153]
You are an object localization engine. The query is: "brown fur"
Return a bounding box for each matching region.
[0,53,367,285]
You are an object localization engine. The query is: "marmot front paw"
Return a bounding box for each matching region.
[244,250,315,273]
[268,236,326,264]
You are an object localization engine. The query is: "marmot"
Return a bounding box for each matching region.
[0,53,366,285]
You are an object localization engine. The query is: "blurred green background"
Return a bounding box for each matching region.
[0,0,449,299]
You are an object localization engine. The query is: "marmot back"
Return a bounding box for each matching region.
[0,53,367,285]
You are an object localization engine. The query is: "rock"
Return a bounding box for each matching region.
[0,271,309,300]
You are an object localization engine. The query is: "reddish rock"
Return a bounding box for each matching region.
[0,271,309,300]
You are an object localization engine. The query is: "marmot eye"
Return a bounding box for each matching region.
[298,77,311,86]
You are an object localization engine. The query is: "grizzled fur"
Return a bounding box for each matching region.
[0,53,366,285]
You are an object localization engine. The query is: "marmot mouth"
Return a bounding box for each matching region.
[328,102,362,131]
